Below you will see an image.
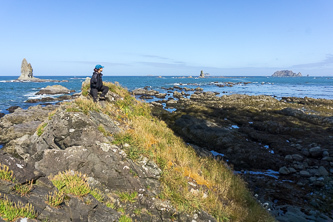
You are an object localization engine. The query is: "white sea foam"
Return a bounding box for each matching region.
[24,91,61,100]
[235,169,279,179]
[0,80,15,82]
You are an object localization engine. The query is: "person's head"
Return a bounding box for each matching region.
[94,64,104,73]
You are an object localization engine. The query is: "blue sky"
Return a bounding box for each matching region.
[1,0,332,76]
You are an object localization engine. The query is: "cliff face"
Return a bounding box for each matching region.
[272,70,302,77]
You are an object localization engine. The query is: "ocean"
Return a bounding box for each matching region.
[0,75,332,115]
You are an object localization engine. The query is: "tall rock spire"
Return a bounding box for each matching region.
[18,58,34,80]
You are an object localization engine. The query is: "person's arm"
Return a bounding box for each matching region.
[91,73,98,83]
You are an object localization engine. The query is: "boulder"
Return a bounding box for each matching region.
[0,105,57,145]
[279,166,290,175]
[173,91,182,98]
[6,106,20,113]
[309,147,322,158]
[318,166,329,176]
[36,85,71,95]
[300,170,311,177]
[155,93,167,98]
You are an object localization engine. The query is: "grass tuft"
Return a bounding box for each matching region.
[90,188,104,202]
[97,124,109,137]
[0,194,37,221]
[37,122,48,136]
[14,180,34,196]
[49,170,90,197]
[119,215,132,222]
[46,190,65,208]
[118,191,138,203]
[0,163,15,183]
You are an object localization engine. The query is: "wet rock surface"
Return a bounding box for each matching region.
[151,92,333,221]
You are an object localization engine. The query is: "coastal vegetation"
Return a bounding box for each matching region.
[0,80,276,221]
[76,81,275,221]
[1,77,332,221]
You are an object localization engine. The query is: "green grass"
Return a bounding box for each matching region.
[46,191,64,208]
[119,215,132,222]
[13,180,33,196]
[49,170,107,207]
[37,122,48,136]
[133,208,141,215]
[49,170,90,197]
[0,194,36,221]
[118,191,138,203]
[97,124,109,137]
[90,188,104,202]
[0,164,15,183]
[106,202,115,209]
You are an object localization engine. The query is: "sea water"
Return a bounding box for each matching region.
[0,75,332,114]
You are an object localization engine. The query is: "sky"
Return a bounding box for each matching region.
[1,0,333,76]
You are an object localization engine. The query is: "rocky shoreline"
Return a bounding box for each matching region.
[1,81,234,222]
[0,81,332,221]
[141,86,333,221]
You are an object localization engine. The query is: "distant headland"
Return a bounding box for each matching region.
[272,70,302,77]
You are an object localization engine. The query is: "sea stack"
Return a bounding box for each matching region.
[199,70,205,78]
[18,58,36,80]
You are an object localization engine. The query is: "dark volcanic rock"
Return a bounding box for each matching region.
[152,93,333,221]
[6,106,20,113]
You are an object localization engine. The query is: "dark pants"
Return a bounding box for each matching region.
[90,86,109,102]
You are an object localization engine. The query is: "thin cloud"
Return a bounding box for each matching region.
[138,62,187,68]
[61,61,131,67]
[292,54,333,68]
[141,54,170,60]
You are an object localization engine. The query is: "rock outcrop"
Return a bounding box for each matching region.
[199,70,205,78]
[272,70,302,77]
[35,85,71,95]
[0,81,229,222]
[151,92,333,221]
[18,58,34,80]
[16,58,68,83]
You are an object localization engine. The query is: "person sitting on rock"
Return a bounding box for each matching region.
[90,64,109,102]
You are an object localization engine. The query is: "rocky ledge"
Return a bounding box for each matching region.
[0,81,228,222]
[151,92,333,221]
